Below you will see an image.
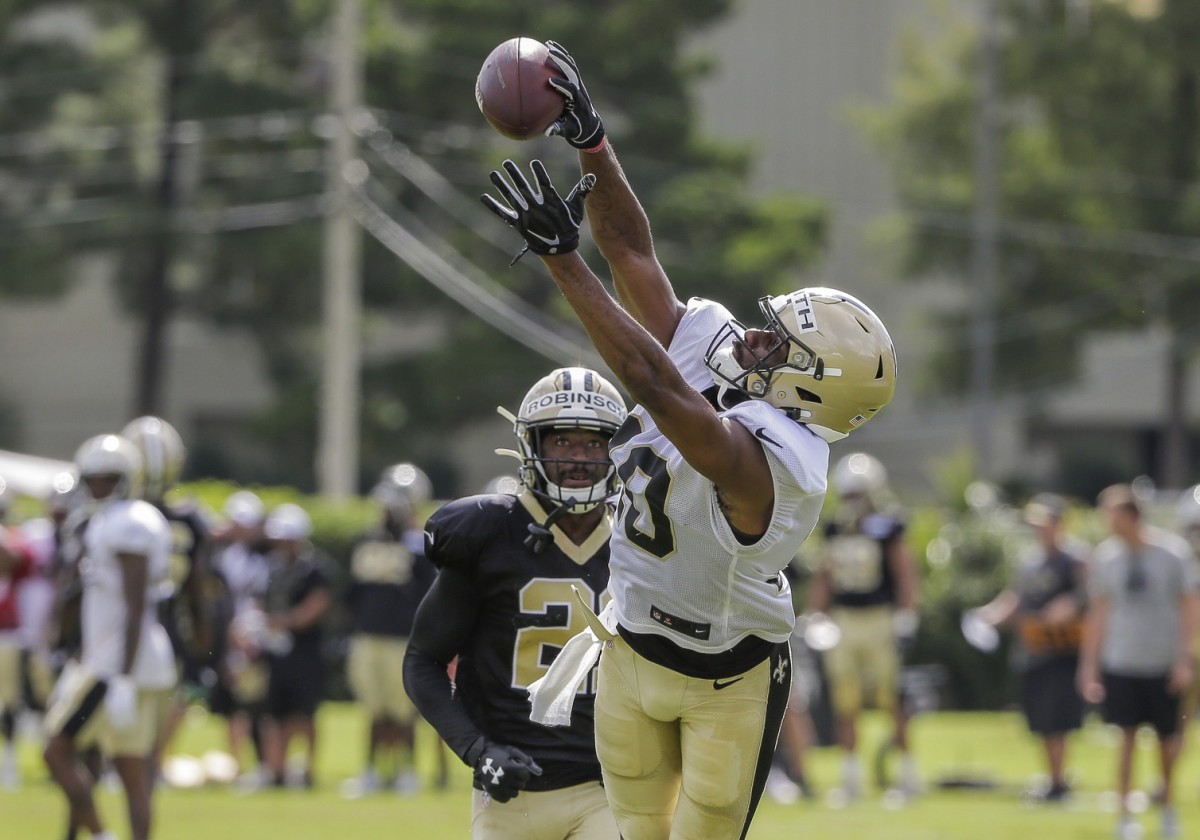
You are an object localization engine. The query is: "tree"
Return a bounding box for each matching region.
[0,1,829,493]
[865,0,1200,486]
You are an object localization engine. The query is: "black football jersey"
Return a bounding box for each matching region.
[346,528,436,637]
[424,492,612,787]
[156,500,213,669]
[823,512,905,608]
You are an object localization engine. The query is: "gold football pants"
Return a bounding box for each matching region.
[594,635,791,840]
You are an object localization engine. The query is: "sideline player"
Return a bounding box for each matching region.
[259,504,332,789]
[807,452,920,799]
[119,416,214,779]
[404,367,627,840]
[43,434,176,840]
[0,492,35,788]
[973,493,1087,802]
[345,463,438,794]
[480,42,896,840]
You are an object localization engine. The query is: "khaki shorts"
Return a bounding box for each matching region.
[26,652,57,709]
[44,663,172,757]
[471,780,617,840]
[348,635,415,721]
[824,606,899,717]
[0,637,20,709]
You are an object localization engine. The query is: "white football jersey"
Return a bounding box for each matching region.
[80,499,176,688]
[608,298,829,654]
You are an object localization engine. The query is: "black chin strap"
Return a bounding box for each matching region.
[524,491,579,554]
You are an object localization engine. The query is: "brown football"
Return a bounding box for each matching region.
[475,37,566,140]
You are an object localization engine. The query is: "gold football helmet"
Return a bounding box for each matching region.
[372,462,433,522]
[831,452,889,498]
[498,367,627,514]
[705,287,897,441]
[121,416,186,502]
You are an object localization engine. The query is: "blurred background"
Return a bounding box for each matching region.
[0,0,1195,505]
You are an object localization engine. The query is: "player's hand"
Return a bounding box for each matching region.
[893,608,919,655]
[467,740,543,803]
[105,674,138,730]
[1169,657,1194,695]
[481,159,595,257]
[543,41,606,151]
[1077,663,1104,704]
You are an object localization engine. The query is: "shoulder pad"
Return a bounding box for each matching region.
[424,494,516,572]
[100,501,170,555]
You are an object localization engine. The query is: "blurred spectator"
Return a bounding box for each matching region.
[16,480,78,714]
[120,416,215,781]
[973,493,1088,802]
[0,480,35,788]
[1174,484,1200,729]
[43,434,177,840]
[345,464,439,795]
[1177,484,1200,557]
[259,504,332,789]
[209,490,271,779]
[1079,483,1199,840]
[807,452,920,800]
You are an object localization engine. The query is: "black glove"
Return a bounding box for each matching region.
[481,159,595,257]
[544,40,606,151]
[465,739,543,803]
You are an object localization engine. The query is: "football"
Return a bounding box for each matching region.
[475,37,566,140]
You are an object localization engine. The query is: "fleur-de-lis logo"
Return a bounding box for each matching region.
[773,655,789,685]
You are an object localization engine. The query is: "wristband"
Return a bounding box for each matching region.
[582,137,607,154]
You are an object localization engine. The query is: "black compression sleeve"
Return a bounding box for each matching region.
[402,566,485,764]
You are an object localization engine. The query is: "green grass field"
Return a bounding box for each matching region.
[7,703,1200,839]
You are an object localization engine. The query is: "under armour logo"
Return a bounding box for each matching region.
[481,759,505,785]
[773,655,789,685]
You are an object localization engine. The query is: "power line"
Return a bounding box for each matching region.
[350,179,603,371]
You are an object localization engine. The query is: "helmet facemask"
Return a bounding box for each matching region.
[522,422,617,514]
[498,367,628,515]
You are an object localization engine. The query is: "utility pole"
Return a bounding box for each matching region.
[317,0,363,499]
[970,0,1000,478]
[134,0,191,417]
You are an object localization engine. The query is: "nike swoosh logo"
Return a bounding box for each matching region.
[712,677,744,690]
[753,427,782,448]
[528,231,560,247]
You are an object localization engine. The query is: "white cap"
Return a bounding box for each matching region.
[224,490,265,528]
[264,503,311,541]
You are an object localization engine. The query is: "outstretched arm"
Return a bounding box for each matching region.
[544,41,684,347]
[547,250,774,535]
[578,145,684,348]
[481,160,776,535]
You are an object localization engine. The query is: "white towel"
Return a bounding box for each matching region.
[527,589,616,727]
